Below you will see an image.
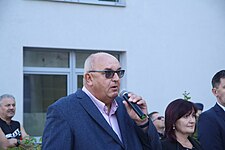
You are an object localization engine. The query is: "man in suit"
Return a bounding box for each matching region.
[42,52,161,150]
[198,70,225,150]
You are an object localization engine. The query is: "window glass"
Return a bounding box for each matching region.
[77,75,83,88]
[24,48,69,68]
[23,74,67,136]
[76,51,120,68]
[76,52,93,68]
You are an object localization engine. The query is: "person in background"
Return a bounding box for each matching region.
[194,103,204,118]
[0,94,29,150]
[148,111,165,139]
[191,103,204,140]
[198,70,225,150]
[42,52,161,150]
[161,99,202,150]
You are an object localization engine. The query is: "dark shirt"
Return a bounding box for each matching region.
[0,118,21,140]
[161,136,202,150]
[159,132,165,140]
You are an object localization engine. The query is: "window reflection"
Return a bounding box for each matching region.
[24,48,69,68]
[23,74,67,136]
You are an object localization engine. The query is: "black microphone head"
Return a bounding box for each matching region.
[119,90,147,120]
[119,90,128,97]
[119,90,129,100]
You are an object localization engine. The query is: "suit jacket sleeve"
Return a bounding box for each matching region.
[198,110,224,150]
[42,105,73,150]
[135,120,162,150]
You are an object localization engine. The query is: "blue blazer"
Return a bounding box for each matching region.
[198,103,225,150]
[42,89,161,150]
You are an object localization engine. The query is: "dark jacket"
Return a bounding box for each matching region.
[42,89,162,150]
[198,103,225,150]
[161,136,202,150]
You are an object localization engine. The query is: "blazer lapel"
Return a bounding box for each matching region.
[116,98,129,150]
[214,103,225,124]
[76,90,124,147]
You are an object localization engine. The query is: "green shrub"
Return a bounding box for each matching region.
[8,136,42,150]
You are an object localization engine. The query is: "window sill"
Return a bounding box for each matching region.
[46,0,126,7]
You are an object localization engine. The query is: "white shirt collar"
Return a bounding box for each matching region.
[82,86,118,115]
[217,102,225,111]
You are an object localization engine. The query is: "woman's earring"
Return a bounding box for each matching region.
[173,125,175,130]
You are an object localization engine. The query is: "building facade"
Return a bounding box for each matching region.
[1,0,225,136]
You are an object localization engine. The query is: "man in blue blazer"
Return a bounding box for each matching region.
[42,52,161,150]
[198,70,225,150]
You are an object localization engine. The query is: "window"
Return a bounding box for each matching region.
[23,47,124,136]
[24,50,69,68]
[23,74,67,136]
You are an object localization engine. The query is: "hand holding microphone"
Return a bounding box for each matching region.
[120,90,148,120]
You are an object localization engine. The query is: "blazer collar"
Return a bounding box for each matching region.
[214,103,225,112]
[213,103,225,122]
[115,98,129,149]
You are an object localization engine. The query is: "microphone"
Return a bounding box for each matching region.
[120,90,147,120]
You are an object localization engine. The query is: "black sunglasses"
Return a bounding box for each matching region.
[88,70,125,79]
[152,116,164,122]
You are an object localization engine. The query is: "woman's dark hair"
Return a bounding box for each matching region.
[164,99,197,142]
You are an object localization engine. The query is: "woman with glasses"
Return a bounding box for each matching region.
[161,99,202,150]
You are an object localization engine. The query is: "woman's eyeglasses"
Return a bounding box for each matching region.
[152,116,164,122]
[88,70,125,79]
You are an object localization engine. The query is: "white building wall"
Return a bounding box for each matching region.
[0,0,225,123]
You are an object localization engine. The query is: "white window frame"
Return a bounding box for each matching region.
[23,48,126,137]
[47,0,126,7]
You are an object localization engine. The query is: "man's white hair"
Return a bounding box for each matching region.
[0,94,15,105]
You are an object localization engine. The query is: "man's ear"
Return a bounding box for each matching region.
[84,73,93,86]
[212,88,217,96]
